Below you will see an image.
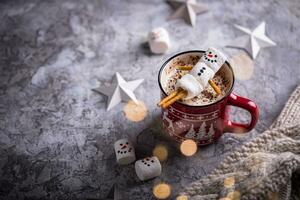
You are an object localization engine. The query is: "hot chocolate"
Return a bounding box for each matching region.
[162,54,231,106]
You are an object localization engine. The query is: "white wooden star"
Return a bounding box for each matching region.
[228,21,276,59]
[167,0,208,26]
[93,72,144,111]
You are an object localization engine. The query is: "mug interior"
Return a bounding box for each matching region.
[158,51,234,107]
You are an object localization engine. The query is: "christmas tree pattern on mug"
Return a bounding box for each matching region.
[114,138,136,165]
[135,156,162,181]
[185,122,215,143]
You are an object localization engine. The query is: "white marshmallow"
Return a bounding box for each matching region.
[189,62,215,88]
[135,156,162,181]
[200,47,227,73]
[148,27,170,54]
[114,139,136,165]
[176,74,203,100]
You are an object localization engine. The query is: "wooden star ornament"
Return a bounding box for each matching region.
[93,72,144,111]
[167,0,208,26]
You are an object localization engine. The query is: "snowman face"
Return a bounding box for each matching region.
[115,139,133,155]
[141,157,156,167]
[114,138,136,165]
[200,47,227,73]
[135,156,162,180]
[203,50,219,63]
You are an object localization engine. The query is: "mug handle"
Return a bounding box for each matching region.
[224,93,259,133]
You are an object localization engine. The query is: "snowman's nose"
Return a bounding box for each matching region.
[208,54,213,58]
[121,145,127,149]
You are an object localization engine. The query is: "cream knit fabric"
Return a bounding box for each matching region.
[181,85,300,200]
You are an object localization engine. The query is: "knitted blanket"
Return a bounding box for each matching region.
[181,85,300,200]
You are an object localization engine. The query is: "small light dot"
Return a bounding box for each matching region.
[227,191,241,200]
[180,139,197,156]
[123,100,148,122]
[176,195,188,200]
[224,177,235,188]
[153,183,171,199]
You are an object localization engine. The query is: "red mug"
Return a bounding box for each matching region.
[158,50,259,145]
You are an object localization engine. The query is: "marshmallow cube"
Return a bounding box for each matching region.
[148,27,170,54]
[189,62,215,88]
[176,74,203,100]
[135,156,162,181]
[114,139,136,165]
[200,47,227,73]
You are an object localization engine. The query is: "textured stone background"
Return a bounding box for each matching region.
[0,0,299,199]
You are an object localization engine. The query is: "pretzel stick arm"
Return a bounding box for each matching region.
[162,90,187,109]
[208,80,221,95]
[157,89,181,106]
[176,66,193,70]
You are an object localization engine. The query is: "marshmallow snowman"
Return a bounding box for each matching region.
[176,47,227,100]
[135,156,162,181]
[114,139,136,165]
[148,27,170,54]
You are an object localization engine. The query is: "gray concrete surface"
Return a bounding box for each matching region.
[0,0,299,199]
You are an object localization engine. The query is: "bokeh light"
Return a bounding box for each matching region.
[229,52,254,81]
[227,191,241,200]
[180,139,197,156]
[123,100,148,122]
[152,183,171,199]
[176,195,188,200]
[267,192,279,200]
[223,177,235,188]
[153,144,168,162]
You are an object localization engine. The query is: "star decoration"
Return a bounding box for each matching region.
[93,72,144,111]
[227,21,276,59]
[167,0,208,26]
